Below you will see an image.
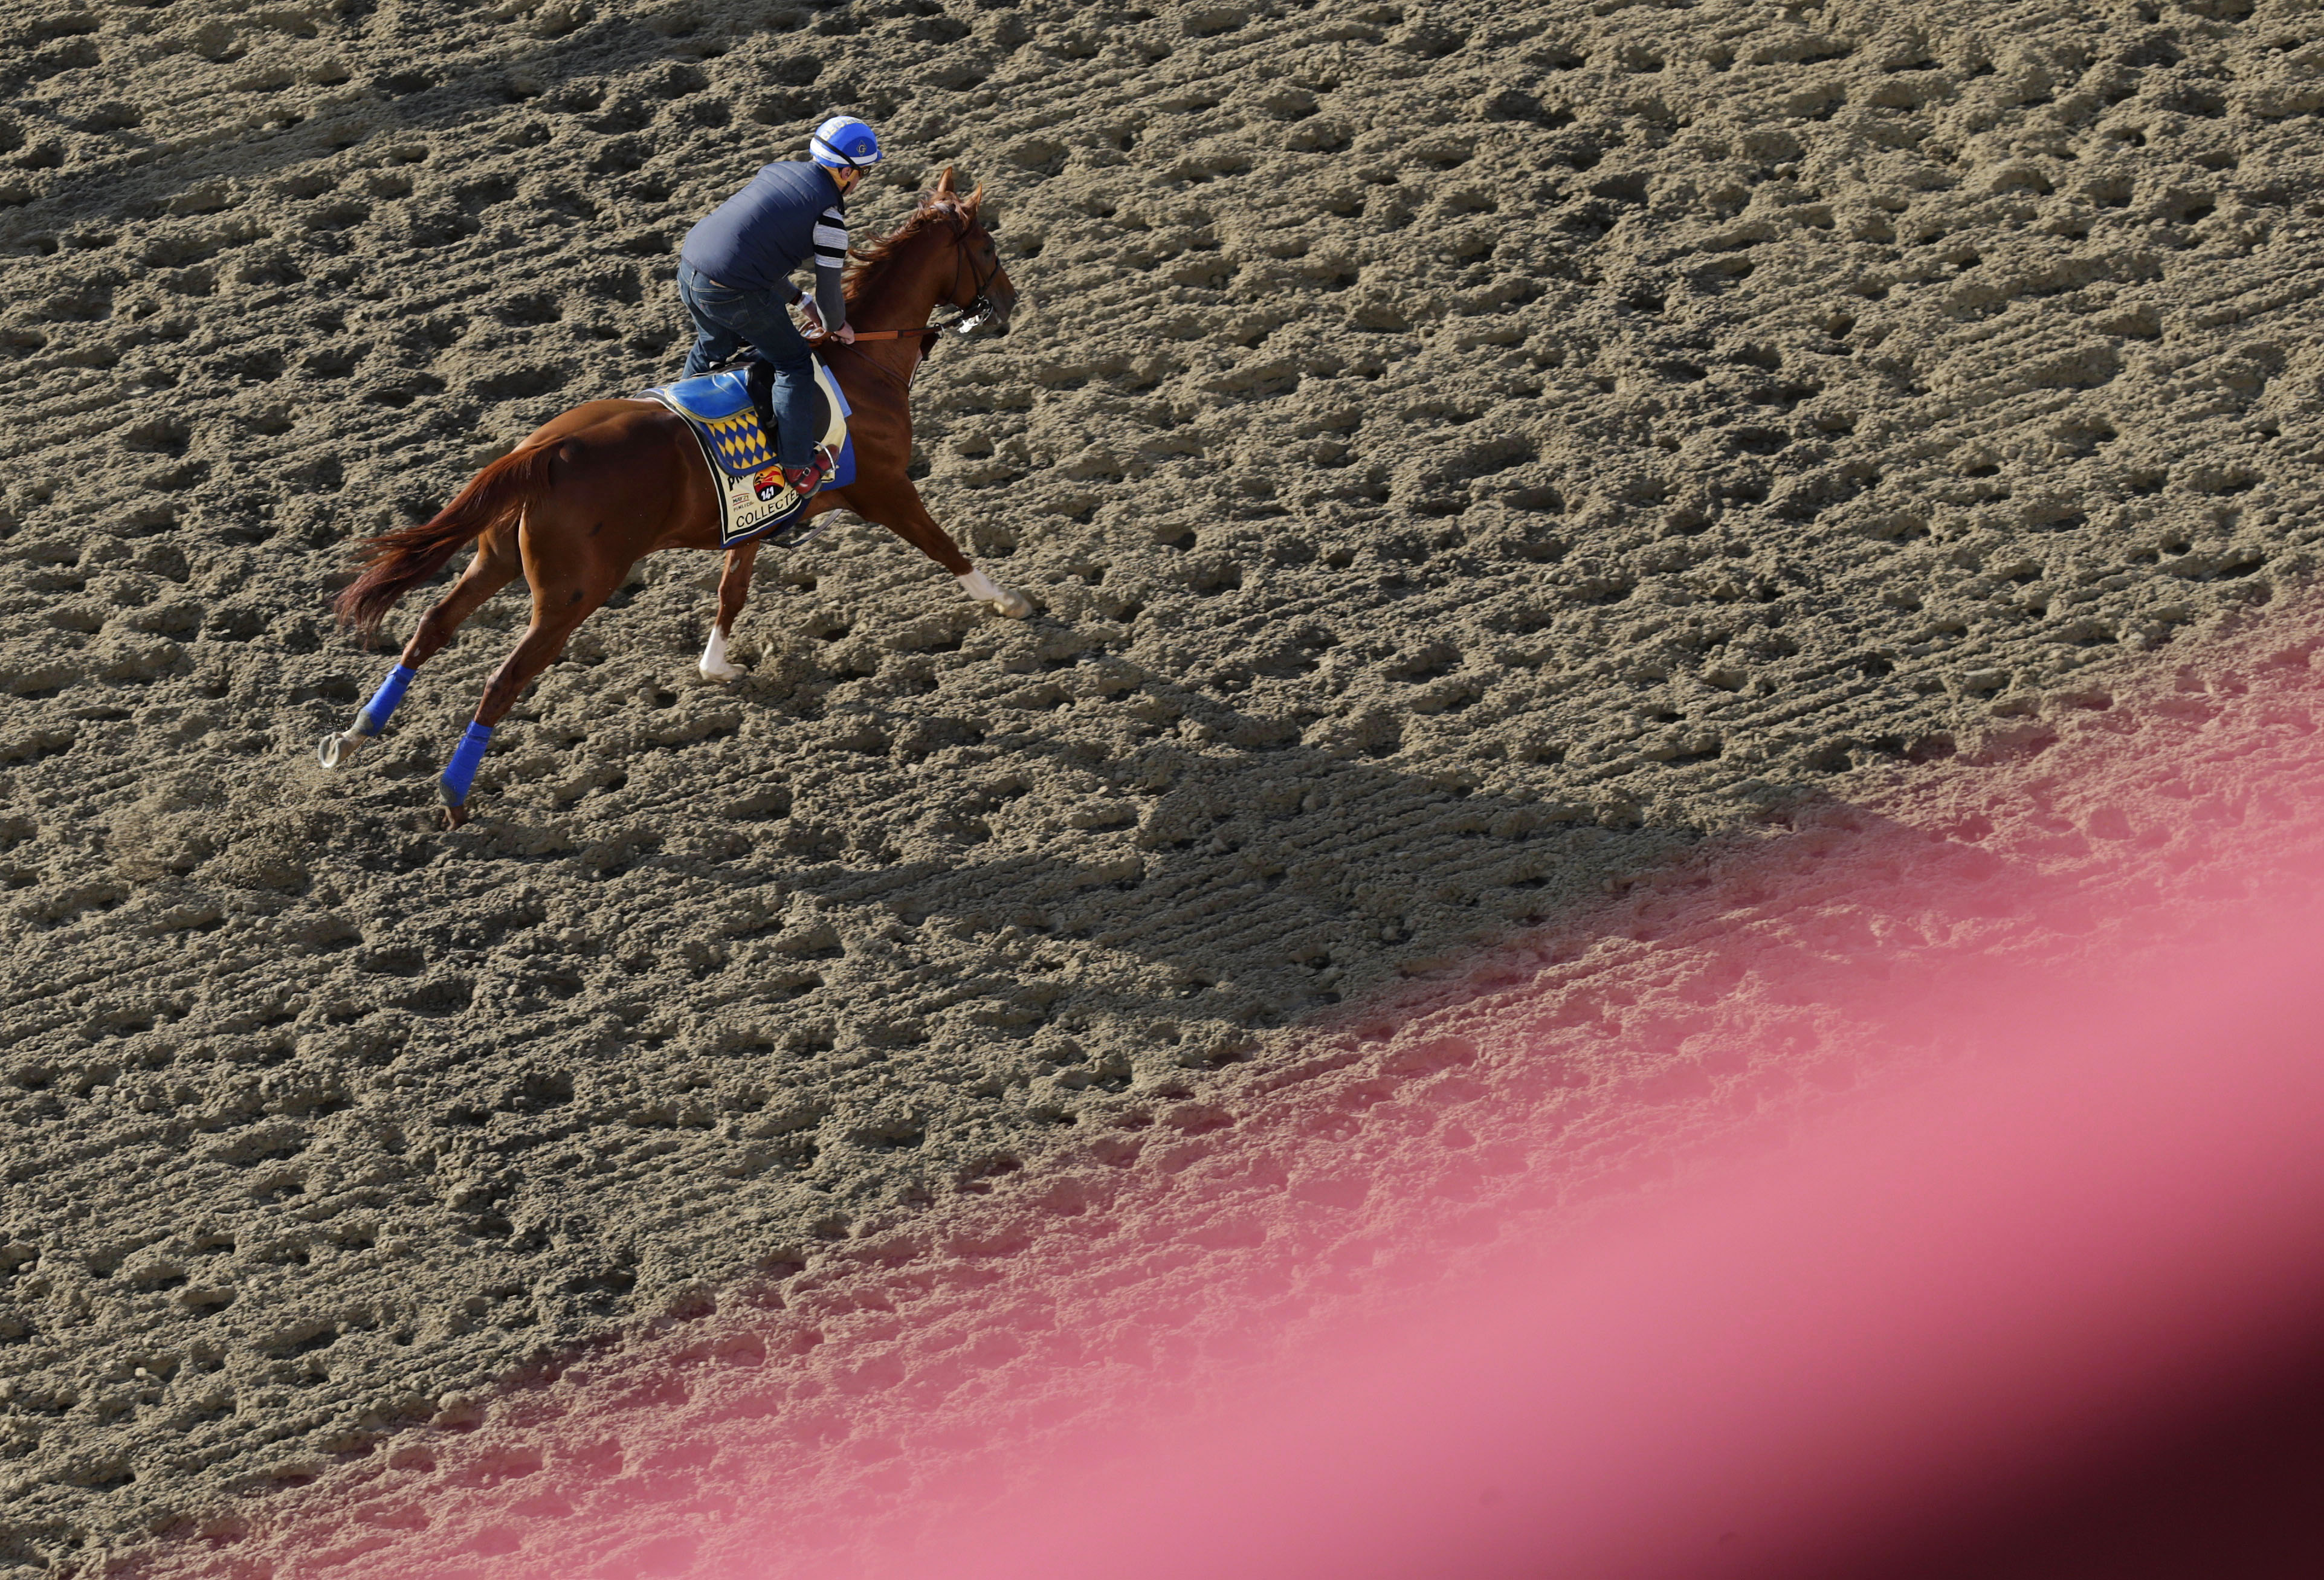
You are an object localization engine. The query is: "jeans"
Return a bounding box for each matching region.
[676,261,817,468]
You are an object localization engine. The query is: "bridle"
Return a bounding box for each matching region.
[939,228,1006,338]
[819,219,1004,367]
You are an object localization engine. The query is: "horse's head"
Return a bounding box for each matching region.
[844,170,1021,338]
[928,167,1016,337]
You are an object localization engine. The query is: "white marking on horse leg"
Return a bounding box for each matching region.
[317,730,369,769]
[957,564,1034,619]
[699,622,742,681]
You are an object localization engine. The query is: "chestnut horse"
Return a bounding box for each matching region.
[322,169,1027,827]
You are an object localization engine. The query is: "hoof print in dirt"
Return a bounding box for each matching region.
[5,0,2320,1569]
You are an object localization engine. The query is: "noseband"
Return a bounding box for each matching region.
[943,227,1005,337]
[822,220,1002,347]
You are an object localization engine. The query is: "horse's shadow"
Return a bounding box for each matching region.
[694,700,2048,1091]
[678,686,1754,1053]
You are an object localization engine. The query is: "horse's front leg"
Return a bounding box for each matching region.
[957,563,1035,619]
[700,541,758,680]
[842,477,1033,619]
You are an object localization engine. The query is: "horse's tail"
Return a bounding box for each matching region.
[334,445,554,642]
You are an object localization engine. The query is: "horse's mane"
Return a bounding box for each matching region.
[842,189,981,302]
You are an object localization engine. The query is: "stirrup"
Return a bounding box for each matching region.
[784,452,833,497]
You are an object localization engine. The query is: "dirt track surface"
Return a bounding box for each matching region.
[2,0,2322,1570]
[83,606,2324,1580]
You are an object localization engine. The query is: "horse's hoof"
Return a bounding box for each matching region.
[992,585,1035,619]
[699,627,743,682]
[318,731,366,769]
[441,804,470,831]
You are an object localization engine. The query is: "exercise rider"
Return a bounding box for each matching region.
[675,114,881,500]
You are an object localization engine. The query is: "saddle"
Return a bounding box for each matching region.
[638,358,856,549]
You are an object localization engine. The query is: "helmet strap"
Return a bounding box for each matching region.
[810,133,872,170]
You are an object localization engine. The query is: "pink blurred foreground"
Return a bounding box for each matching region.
[903,883,2324,1580]
[747,680,2324,1578]
[180,641,2324,1580]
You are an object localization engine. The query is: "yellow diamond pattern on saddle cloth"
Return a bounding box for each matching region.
[705,410,773,474]
[641,358,851,548]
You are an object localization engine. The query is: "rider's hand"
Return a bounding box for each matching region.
[796,301,825,337]
[834,323,856,344]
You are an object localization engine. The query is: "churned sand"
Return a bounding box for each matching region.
[3,0,2322,1572]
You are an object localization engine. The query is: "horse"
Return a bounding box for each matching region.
[319,168,1028,828]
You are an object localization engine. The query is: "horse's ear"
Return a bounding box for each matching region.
[964,181,986,217]
[933,166,958,198]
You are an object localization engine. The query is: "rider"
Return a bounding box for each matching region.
[674,115,882,498]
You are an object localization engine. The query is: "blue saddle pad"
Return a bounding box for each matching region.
[639,359,856,549]
[644,364,851,479]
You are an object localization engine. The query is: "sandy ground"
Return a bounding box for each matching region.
[97,602,2324,1580]
[3,0,2323,1571]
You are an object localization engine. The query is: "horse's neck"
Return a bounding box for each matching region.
[851,249,947,334]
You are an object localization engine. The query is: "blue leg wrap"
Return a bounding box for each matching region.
[355,663,418,736]
[439,721,494,806]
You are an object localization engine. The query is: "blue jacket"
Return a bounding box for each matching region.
[680,161,849,321]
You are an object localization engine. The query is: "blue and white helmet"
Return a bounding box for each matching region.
[809,115,883,170]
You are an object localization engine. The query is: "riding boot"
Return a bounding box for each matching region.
[784,451,833,499]
[744,359,779,447]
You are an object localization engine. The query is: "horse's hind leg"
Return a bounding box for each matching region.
[437,536,628,829]
[700,541,758,681]
[399,525,525,668]
[319,527,523,768]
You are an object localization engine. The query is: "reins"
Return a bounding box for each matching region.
[815,217,1001,346]
[814,218,1001,387]
[823,333,917,393]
